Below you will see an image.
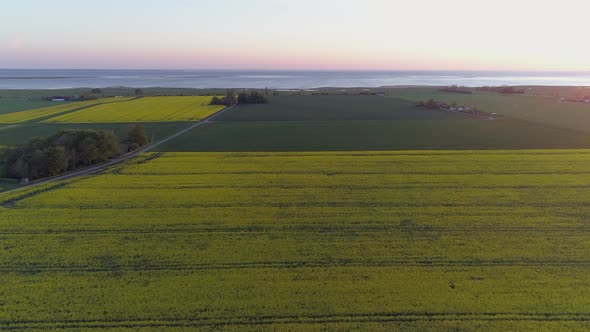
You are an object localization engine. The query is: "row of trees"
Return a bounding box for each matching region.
[237,91,268,104]
[210,90,270,106]
[439,85,473,94]
[210,90,237,106]
[476,86,525,94]
[0,125,148,180]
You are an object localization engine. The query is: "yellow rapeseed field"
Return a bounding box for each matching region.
[0,97,131,124]
[0,150,589,330]
[44,96,224,123]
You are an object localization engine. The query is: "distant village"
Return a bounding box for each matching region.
[415,99,499,119]
[559,96,590,104]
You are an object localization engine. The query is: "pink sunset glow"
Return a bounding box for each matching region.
[2,0,590,71]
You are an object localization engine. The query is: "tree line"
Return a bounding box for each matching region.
[439,85,473,94]
[210,90,269,106]
[476,86,525,94]
[0,125,148,181]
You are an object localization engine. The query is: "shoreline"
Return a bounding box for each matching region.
[1,85,590,92]
[2,69,590,90]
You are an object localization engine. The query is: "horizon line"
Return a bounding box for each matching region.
[2,68,590,74]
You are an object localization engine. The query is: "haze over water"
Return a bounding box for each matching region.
[2,70,590,90]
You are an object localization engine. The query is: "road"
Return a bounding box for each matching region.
[3,104,236,194]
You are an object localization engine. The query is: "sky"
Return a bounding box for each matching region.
[2,0,590,71]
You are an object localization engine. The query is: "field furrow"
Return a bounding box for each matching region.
[1,150,589,330]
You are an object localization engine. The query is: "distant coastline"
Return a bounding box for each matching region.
[1,69,590,89]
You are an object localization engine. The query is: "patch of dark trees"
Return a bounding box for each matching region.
[210,90,269,106]
[210,90,237,106]
[237,91,268,104]
[439,85,473,94]
[476,86,525,94]
[0,125,149,181]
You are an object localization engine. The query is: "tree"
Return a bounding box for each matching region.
[98,131,121,159]
[44,146,68,176]
[210,96,221,105]
[124,124,149,151]
[79,136,99,166]
[11,157,29,179]
[225,90,236,104]
[424,99,437,109]
[135,89,144,96]
[237,91,268,104]
[1,129,122,180]
[210,91,238,106]
[91,88,102,94]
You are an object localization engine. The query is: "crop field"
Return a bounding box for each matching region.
[157,95,590,151]
[1,150,589,330]
[0,179,20,192]
[389,88,590,135]
[0,97,131,124]
[0,98,61,115]
[158,119,590,152]
[44,96,224,123]
[218,95,462,121]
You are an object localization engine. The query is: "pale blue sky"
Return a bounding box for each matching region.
[2,0,590,70]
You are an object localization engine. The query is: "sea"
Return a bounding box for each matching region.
[1,69,590,89]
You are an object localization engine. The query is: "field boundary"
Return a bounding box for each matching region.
[2,312,590,330]
[2,259,590,273]
[0,225,586,235]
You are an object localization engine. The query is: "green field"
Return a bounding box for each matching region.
[44,96,223,123]
[218,95,452,121]
[4,90,590,152]
[0,98,65,115]
[389,88,590,134]
[1,151,589,330]
[2,88,590,330]
[157,94,590,151]
[0,179,20,192]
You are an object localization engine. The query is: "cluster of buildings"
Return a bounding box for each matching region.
[559,96,590,103]
[417,100,498,119]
